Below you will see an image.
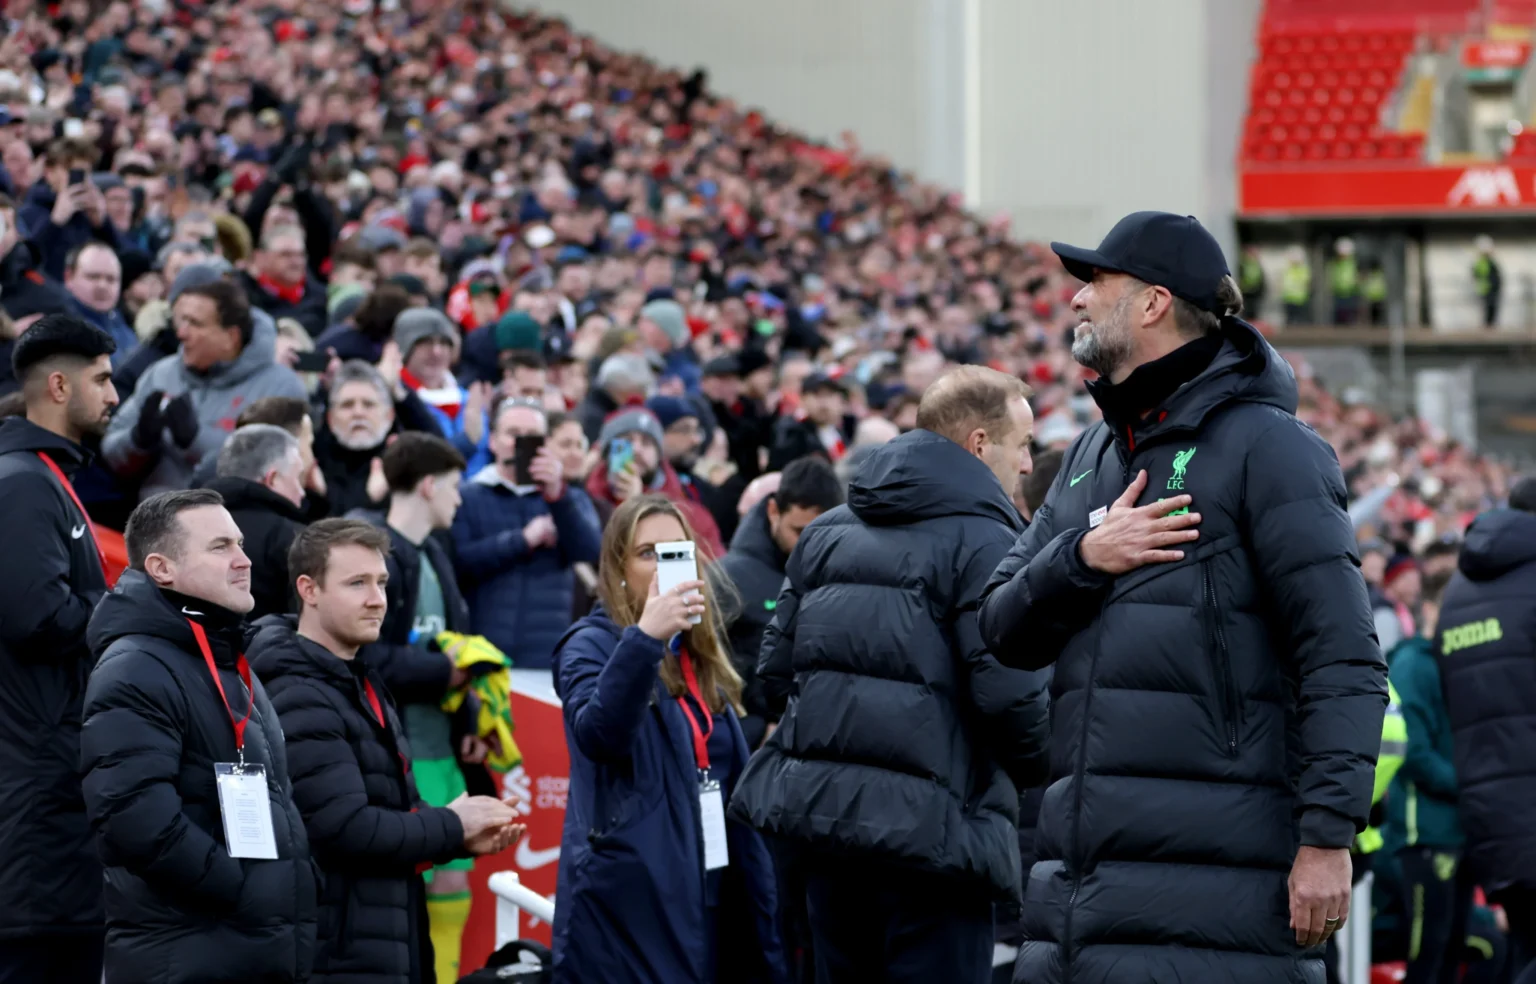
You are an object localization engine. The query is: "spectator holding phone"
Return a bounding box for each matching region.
[452,398,601,670]
[585,407,726,558]
[550,494,788,984]
[18,139,123,281]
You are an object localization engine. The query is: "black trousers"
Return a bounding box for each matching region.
[0,932,104,984]
[1399,847,1474,984]
[803,857,992,984]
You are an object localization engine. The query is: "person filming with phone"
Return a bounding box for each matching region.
[18,138,125,281]
[452,398,601,670]
[585,406,725,558]
[549,494,788,984]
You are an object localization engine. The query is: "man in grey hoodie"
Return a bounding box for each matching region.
[104,279,306,500]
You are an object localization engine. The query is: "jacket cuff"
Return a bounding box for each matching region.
[1062,529,1114,588]
[1299,806,1359,849]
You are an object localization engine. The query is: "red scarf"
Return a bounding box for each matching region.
[258,273,305,305]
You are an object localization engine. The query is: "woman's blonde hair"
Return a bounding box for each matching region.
[598,494,744,715]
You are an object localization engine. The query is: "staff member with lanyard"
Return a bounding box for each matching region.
[81,488,318,984]
[549,494,788,984]
[0,314,118,984]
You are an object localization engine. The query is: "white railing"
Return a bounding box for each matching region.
[1335,872,1375,984]
[488,870,556,951]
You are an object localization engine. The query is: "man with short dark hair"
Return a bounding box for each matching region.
[455,399,602,669]
[104,278,306,499]
[0,314,116,983]
[1436,478,1536,981]
[64,241,137,363]
[369,432,485,981]
[979,212,1386,984]
[733,364,1049,984]
[208,423,308,619]
[249,519,521,984]
[82,489,317,984]
[718,455,844,749]
[768,371,854,471]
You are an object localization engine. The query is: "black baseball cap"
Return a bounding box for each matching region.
[1052,211,1231,314]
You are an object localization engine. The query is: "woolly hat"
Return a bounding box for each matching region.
[393,307,456,356]
[598,406,665,451]
[639,298,688,348]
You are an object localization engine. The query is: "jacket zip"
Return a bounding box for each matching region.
[1201,562,1239,756]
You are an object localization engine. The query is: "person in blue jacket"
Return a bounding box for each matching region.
[550,494,788,984]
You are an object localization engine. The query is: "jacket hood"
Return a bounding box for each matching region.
[1459,508,1536,580]
[848,429,1022,530]
[206,475,306,521]
[247,614,353,685]
[87,569,205,658]
[179,311,280,387]
[1094,318,1298,442]
[0,417,88,467]
[729,499,785,573]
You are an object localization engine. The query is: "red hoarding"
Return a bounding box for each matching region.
[460,671,569,971]
[1240,164,1536,216]
[1463,40,1532,69]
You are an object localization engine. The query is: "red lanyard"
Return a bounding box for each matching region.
[675,648,714,773]
[362,679,387,731]
[187,619,254,753]
[36,452,106,576]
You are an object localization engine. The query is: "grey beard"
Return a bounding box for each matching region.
[1072,328,1122,379]
[336,425,388,451]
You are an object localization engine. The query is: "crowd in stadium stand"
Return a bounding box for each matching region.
[0,1,1520,983]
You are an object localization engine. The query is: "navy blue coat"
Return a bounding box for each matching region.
[550,611,788,984]
[451,468,602,670]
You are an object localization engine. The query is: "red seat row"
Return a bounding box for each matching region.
[1263,33,1415,56]
[1254,66,1398,88]
[1245,134,1424,162]
[1252,105,1382,126]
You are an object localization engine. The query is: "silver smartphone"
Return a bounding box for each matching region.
[655,540,701,625]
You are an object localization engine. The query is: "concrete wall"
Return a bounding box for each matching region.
[523,0,1261,253]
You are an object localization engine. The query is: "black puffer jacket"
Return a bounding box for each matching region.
[979,321,1386,984]
[1437,508,1536,896]
[729,429,1051,900]
[249,616,468,984]
[0,420,108,939]
[207,476,308,621]
[717,498,789,749]
[81,571,317,984]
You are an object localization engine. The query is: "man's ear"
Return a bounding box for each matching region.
[418,473,435,499]
[295,573,319,608]
[765,496,781,526]
[143,552,175,586]
[964,426,988,459]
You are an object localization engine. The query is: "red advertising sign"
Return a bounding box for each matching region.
[460,671,569,972]
[1240,164,1536,216]
[1463,39,1531,69]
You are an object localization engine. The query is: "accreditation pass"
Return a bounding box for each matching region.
[215,762,278,859]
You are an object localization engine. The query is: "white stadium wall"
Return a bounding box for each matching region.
[523,0,1259,255]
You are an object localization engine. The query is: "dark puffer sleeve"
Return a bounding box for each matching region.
[957,527,1051,788]
[1242,413,1387,849]
[81,650,245,909]
[755,549,805,720]
[266,676,464,869]
[979,446,1111,670]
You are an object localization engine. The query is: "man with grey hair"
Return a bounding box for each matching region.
[206,423,308,619]
[575,351,654,443]
[315,358,442,517]
[979,212,1385,984]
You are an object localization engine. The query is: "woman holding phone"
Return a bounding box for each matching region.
[549,494,788,984]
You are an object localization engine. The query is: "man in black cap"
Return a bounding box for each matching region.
[979,211,1387,984]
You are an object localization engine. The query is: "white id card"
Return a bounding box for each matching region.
[699,780,729,871]
[215,763,278,860]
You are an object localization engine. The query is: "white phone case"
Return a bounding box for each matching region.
[655,541,701,625]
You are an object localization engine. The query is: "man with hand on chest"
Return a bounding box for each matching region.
[979,211,1387,984]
